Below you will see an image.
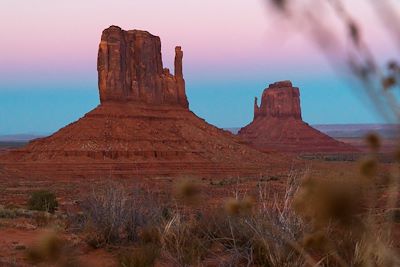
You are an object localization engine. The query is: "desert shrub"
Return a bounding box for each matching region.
[26,232,63,264]
[26,231,81,266]
[66,211,86,232]
[139,226,161,245]
[202,172,308,267]
[126,188,165,243]
[0,208,17,219]
[80,183,130,246]
[34,212,53,227]
[118,221,162,267]
[292,167,400,266]
[76,170,399,265]
[27,190,58,213]
[118,244,160,267]
[80,183,164,247]
[160,213,209,267]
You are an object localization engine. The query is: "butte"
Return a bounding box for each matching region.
[238,81,356,154]
[0,26,282,179]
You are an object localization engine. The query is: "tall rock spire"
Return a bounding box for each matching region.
[174,46,183,78]
[174,46,188,108]
[97,26,188,107]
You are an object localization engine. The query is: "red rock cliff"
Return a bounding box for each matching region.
[97,26,188,107]
[254,81,302,120]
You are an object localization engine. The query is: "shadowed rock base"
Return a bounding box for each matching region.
[1,103,278,178]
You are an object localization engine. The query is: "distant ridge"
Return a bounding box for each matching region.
[2,124,398,142]
[226,124,399,139]
[0,134,45,142]
[312,124,400,138]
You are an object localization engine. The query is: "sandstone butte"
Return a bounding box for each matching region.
[0,26,284,179]
[238,81,357,154]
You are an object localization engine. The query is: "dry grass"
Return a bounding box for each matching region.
[160,213,208,266]
[118,244,160,267]
[156,163,399,266]
[77,182,164,248]
[61,156,399,266]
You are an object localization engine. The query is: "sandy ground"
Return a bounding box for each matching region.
[0,144,398,266]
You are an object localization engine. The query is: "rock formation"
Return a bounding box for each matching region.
[254,81,301,120]
[0,26,281,178]
[97,26,188,107]
[239,81,356,153]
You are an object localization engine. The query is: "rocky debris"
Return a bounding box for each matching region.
[0,26,282,178]
[239,81,357,154]
[98,26,188,107]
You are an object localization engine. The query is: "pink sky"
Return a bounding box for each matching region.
[1,0,397,83]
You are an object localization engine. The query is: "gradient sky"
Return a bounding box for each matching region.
[0,0,398,135]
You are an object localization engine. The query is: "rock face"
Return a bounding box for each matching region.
[0,26,281,178]
[239,81,356,154]
[98,26,188,107]
[254,81,301,120]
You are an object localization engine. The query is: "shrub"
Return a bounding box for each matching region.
[26,231,81,266]
[160,214,208,267]
[80,183,164,247]
[26,232,63,264]
[201,171,309,266]
[34,212,53,227]
[118,244,160,267]
[81,183,130,246]
[0,208,17,219]
[27,190,58,213]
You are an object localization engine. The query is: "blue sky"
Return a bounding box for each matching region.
[0,73,381,135]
